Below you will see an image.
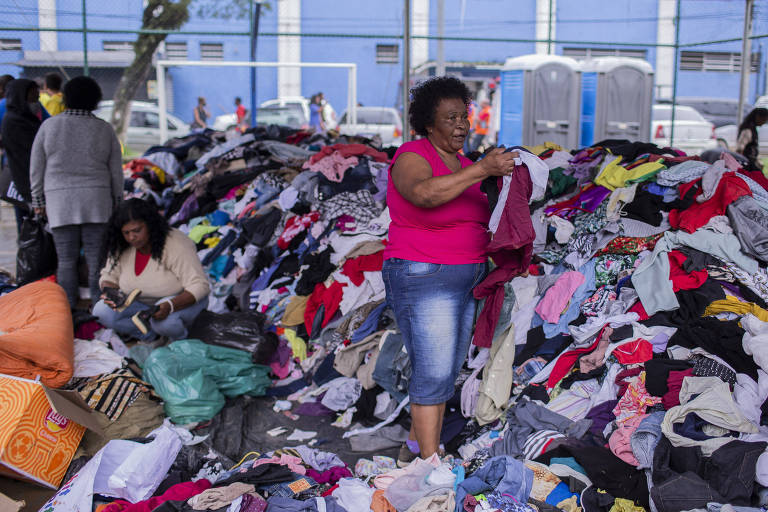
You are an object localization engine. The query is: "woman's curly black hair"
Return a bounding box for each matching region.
[102,198,170,268]
[409,76,472,137]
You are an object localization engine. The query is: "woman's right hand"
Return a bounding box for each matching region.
[479,148,520,178]
[100,288,118,309]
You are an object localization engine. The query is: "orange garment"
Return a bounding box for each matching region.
[371,490,397,512]
[0,281,74,387]
[475,106,491,135]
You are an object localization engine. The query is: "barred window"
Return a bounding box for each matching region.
[0,39,22,51]
[680,51,760,72]
[376,44,398,64]
[103,41,133,52]
[200,42,224,61]
[165,41,188,60]
[562,47,647,60]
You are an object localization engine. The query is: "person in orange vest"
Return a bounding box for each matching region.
[469,99,491,152]
[463,100,476,154]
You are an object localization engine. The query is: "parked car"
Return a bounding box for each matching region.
[658,97,751,128]
[213,103,309,131]
[650,104,718,155]
[261,96,311,121]
[337,107,403,146]
[714,123,768,156]
[93,101,189,155]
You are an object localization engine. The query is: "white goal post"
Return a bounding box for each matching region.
[155,59,358,143]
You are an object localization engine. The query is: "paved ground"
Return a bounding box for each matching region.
[0,203,17,276]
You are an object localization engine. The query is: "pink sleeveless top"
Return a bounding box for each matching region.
[384,138,490,264]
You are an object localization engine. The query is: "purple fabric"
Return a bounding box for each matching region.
[565,149,603,181]
[543,185,611,219]
[716,280,746,301]
[374,167,388,202]
[269,339,292,366]
[306,466,353,485]
[650,333,671,353]
[585,399,619,438]
[295,400,335,417]
[170,194,198,225]
[240,492,268,512]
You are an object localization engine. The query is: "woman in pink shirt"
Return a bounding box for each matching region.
[382,77,518,465]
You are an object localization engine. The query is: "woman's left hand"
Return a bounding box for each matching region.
[153,301,172,321]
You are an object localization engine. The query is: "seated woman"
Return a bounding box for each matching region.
[93,198,210,340]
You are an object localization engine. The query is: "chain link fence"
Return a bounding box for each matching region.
[2,0,768,151]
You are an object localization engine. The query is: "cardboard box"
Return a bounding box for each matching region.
[0,374,102,489]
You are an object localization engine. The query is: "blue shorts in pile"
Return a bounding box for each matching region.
[382,257,485,405]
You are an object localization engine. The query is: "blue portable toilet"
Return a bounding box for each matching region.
[499,54,581,148]
[580,57,654,147]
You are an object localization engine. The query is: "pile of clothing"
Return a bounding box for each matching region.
[35,128,768,512]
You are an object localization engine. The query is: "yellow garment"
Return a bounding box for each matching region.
[526,141,565,155]
[282,295,309,327]
[609,498,645,512]
[283,328,307,361]
[39,91,65,116]
[203,236,221,248]
[557,496,581,512]
[150,164,166,184]
[595,156,665,191]
[704,296,768,322]
[187,224,219,243]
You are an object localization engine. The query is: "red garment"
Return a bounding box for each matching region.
[321,483,340,497]
[236,104,247,123]
[286,131,312,145]
[647,154,701,165]
[547,335,602,390]
[76,320,101,340]
[662,368,695,409]
[668,250,708,292]
[627,300,650,321]
[615,367,645,397]
[738,168,768,192]
[304,281,346,334]
[473,164,534,348]
[277,212,320,250]
[306,143,388,166]
[668,173,752,233]
[342,251,384,286]
[102,479,211,512]
[612,339,653,365]
[135,250,151,276]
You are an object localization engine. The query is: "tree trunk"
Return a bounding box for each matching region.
[110,0,191,143]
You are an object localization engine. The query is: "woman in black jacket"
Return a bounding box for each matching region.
[0,79,42,232]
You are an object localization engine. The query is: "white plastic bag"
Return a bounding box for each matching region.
[39,422,183,511]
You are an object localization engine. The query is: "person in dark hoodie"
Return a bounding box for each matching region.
[0,79,42,233]
[736,107,768,172]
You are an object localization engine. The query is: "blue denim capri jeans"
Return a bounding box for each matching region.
[382,257,486,405]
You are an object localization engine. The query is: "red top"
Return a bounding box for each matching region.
[384,138,490,264]
[236,104,247,123]
[135,251,151,276]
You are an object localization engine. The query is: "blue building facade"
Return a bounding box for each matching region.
[0,0,765,125]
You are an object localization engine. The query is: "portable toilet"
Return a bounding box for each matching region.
[579,57,654,147]
[499,54,581,148]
